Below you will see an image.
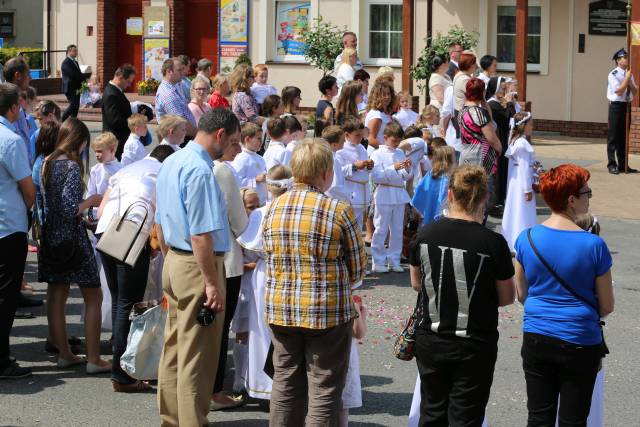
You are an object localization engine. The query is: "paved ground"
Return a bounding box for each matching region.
[1,129,638,426]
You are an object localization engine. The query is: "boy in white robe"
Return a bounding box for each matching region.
[121,113,150,166]
[322,126,350,202]
[370,122,413,273]
[282,115,306,167]
[232,123,268,205]
[157,114,187,152]
[262,117,288,172]
[336,118,373,232]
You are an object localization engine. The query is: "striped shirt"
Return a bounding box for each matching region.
[155,80,197,126]
[263,183,366,329]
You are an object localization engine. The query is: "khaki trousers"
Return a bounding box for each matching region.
[158,250,225,427]
[269,321,353,427]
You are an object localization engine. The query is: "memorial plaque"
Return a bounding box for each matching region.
[589,0,628,36]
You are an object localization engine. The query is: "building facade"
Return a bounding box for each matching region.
[0,0,43,49]
[44,0,628,136]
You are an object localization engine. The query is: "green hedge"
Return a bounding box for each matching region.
[0,47,44,70]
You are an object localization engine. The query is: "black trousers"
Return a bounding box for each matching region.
[100,245,151,384]
[62,92,80,121]
[607,101,628,170]
[522,332,602,427]
[0,232,28,370]
[213,274,242,393]
[415,329,497,427]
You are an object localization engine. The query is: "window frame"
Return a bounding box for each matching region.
[361,0,403,67]
[489,0,550,74]
[0,11,15,39]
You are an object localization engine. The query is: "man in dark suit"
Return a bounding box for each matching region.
[446,42,463,81]
[61,45,86,121]
[102,64,136,159]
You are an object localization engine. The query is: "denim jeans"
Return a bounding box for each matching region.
[99,245,151,384]
[522,332,601,427]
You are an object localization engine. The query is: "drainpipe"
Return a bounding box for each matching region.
[46,0,51,76]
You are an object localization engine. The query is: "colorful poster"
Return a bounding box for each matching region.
[126,18,143,36]
[275,1,310,60]
[219,44,248,74]
[220,0,248,43]
[633,22,640,46]
[143,38,170,81]
[148,20,166,36]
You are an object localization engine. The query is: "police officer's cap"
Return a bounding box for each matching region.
[613,48,628,61]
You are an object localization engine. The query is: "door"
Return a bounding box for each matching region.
[115,0,143,90]
[184,0,219,75]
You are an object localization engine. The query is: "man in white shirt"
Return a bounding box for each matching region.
[606,48,638,174]
[446,42,463,80]
[334,32,364,73]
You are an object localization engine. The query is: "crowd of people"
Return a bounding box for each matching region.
[0,33,615,427]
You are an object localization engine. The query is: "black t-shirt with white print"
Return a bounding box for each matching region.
[409,217,514,342]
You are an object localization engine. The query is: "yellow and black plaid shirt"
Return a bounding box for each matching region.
[263,183,366,329]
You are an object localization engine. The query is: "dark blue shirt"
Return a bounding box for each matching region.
[515,225,612,345]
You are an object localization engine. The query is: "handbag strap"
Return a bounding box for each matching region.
[526,228,600,315]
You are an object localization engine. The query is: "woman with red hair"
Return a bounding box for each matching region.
[513,164,614,426]
[458,78,502,176]
[452,51,478,134]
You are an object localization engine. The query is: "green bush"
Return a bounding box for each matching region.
[411,26,479,95]
[303,17,346,76]
[0,47,44,70]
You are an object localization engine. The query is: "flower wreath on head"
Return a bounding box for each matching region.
[266,177,293,190]
[507,112,532,145]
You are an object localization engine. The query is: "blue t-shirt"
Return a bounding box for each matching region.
[411,171,449,225]
[515,225,612,345]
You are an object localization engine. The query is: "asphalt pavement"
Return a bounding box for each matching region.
[0,127,638,426]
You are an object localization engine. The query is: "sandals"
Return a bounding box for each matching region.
[112,380,152,393]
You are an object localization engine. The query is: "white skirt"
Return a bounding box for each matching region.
[341,339,362,409]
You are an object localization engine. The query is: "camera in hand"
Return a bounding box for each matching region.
[197,306,215,326]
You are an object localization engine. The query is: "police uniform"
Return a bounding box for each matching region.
[606,48,637,174]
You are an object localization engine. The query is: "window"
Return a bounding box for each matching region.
[496,6,541,65]
[362,0,402,66]
[0,12,14,38]
[273,1,311,62]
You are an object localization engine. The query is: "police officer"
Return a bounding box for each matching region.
[607,48,638,174]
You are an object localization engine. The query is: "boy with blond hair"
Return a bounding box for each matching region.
[87,132,122,198]
[157,114,188,151]
[121,113,150,166]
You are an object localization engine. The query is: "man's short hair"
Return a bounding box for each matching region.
[3,57,29,83]
[342,31,357,43]
[480,54,497,71]
[114,64,136,80]
[383,121,404,139]
[267,117,286,140]
[198,107,241,136]
[321,125,344,144]
[318,75,337,95]
[291,138,334,184]
[177,54,190,66]
[197,58,213,72]
[161,58,175,76]
[66,44,77,54]
[149,144,176,163]
[0,83,20,116]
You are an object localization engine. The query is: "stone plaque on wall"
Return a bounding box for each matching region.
[589,0,628,36]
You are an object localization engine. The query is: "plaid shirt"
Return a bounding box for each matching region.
[155,80,197,126]
[263,183,366,329]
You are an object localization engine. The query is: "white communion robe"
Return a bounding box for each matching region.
[232,148,268,205]
[336,141,371,230]
[501,137,537,252]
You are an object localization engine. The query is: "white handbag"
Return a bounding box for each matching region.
[96,199,150,267]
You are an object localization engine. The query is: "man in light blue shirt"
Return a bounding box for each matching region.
[155,107,240,426]
[0,83,36,379]
[3,57,32,164]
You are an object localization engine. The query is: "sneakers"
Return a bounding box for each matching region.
[372,264,389,273]
[0,361,32,379]
[390,264,404,273]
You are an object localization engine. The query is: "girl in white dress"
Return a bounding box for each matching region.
[393,91,419,131]
[235,166,292,402]
[501,112,537,252]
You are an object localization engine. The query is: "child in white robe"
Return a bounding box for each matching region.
[398,126,431,196]
[263,118,288,172]
[393,91,419,131]
[157,114,187,152]
[370,122,413,273]
[235,167,292,402]
[336,118,373,232]
[501,112,537,252]
[233,123,268,205]
[86,133,122,330]
[323,126,351,202]
[121,113,150,166]
[282,115,306,167]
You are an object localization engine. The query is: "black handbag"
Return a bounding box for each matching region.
[393,292,422,361]
[527,229,609,356]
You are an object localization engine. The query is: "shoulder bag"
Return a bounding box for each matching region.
[394,292,423,361]
[96,185,150,267]
[527,228,609,356]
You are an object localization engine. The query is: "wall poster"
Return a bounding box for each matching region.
[274,1,310,61]
[219,0,249,73]
[143,38,170,81]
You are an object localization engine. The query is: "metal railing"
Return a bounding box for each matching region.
[18,49,68,78]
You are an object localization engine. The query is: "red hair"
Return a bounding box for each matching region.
[539,164,591,212]
[465,78,485,103]
[458,52,477,72]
